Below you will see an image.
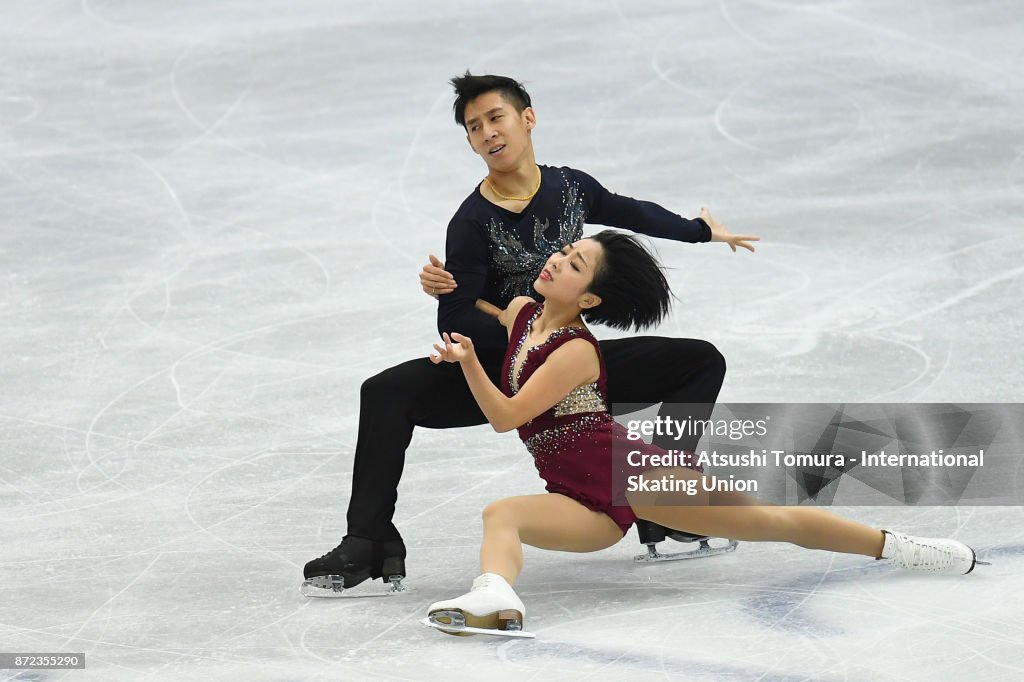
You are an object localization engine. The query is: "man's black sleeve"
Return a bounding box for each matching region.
[436,218,507,350]
[577,169,712,243]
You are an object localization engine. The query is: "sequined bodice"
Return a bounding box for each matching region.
[500,302,613,455]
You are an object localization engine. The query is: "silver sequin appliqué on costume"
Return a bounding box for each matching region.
[486,169,588,301]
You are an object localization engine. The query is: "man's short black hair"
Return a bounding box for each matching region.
[582,230,674,332]
[450,71,532,128]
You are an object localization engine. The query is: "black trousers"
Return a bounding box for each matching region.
[347,337,726,541]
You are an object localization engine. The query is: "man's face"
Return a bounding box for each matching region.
[463,91,536,171]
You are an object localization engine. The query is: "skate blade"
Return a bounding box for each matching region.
[421,617,535,639]
[634,538,739,563]
[299,574,406,598]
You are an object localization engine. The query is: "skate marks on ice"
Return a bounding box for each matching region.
[491,638,822,682]
[1,672,50,682]
[2,0,1022,678]
[471,543,1018,680]
[740,541,1015,636]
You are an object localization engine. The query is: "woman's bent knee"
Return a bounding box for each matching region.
[482,499,516,526]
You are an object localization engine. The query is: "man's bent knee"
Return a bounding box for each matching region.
[360,360,421,404]
[687,339,726,378]
[706,341,726,376]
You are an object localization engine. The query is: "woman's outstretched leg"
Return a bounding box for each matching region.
[634,495,885,557]
[627,467,976,573]
[427,493,623,634]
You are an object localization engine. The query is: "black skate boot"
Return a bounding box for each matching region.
[374,539,407,591]
[300,536,407,598]
[634,520,738,563]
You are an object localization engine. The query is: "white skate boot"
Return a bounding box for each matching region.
[422,573,534,638]
[880,530,984,574]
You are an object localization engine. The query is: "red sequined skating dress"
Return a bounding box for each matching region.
[501,302,700,534]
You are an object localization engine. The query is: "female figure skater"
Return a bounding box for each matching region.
[426,230,979,636]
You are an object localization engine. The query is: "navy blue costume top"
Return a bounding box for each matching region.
[438,165,712,350]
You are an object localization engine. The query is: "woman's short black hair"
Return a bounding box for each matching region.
[450,72,532,128]
[581,230,673,331]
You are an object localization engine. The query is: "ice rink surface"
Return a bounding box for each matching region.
[2,0,1023,679]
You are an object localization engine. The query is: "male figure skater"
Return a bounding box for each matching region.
[302,73,759,595]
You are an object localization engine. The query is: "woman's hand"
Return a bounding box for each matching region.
[430,332,476,364]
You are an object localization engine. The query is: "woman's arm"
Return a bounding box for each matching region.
[474,296,535,339]
[431,332,599,433]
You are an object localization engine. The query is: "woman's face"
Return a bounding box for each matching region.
[534,239,604,306]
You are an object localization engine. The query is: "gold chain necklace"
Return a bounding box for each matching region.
[484,167,541,202]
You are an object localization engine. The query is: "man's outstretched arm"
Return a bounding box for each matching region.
[581,170,759,251]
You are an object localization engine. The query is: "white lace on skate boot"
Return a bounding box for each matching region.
[880,530,978,575]
[426,573,526,635]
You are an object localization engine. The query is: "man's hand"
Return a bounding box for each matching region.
[430,332,476,364]
[701,207,760,253]
[420,254,458,298]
